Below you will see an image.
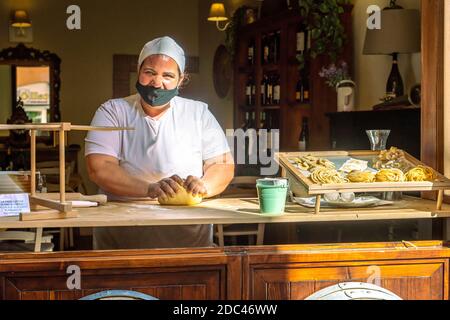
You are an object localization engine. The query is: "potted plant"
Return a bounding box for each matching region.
[296,0,351,70]
[319,61,355,112]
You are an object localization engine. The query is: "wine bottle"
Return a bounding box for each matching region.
[242,112,250,129]
[266,111,272,152]
[263,35,270,64]
[298,117,309,151]
[296,24,306,55]
[261,75,267,105]
[295,76,303,102]
[302,75,310,103]
[266,75,273,105]
[248,39,255,66]
[273,74,280,105]
[246,76,254,106]
[386,54,404,97]
[275,30,281,63]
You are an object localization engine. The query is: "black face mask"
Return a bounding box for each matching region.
[136,81,179,107]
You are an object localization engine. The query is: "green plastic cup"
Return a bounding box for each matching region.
[256,178,288,214]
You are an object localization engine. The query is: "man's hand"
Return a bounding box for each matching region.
[184,175,208,197]
[147,175,184,200]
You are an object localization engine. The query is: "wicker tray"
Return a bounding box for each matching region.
[276,150,450,214]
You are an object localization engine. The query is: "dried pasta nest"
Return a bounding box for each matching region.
[292,155,335,171]
[375,168,405,182]
[310,167,348,184]
[374,147,413,172]
[347,170,376,183]
[405,165,437,182]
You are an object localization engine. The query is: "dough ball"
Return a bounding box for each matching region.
[158,185,203,206]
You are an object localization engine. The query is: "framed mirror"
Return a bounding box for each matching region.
[0,43,61,145]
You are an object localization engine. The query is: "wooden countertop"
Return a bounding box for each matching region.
[1,196,450,229]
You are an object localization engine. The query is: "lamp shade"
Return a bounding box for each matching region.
[208,3,228,22]
[11,10,32,28]
[363,9,420,55]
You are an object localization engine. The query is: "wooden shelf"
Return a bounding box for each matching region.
[233,5,353,152]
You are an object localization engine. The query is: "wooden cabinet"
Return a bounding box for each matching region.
[233,7,353,152]
[1,241,450,300]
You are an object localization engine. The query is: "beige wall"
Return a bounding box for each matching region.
[0,0,199,193]
[352,0,421,109]
[198,0,257,131]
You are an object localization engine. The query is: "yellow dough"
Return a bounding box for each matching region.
[158,185,203,206]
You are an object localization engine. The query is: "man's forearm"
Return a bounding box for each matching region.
[90,161,150,197]
[201,162,235,198]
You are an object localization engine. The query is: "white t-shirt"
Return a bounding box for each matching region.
[84,94,231,249]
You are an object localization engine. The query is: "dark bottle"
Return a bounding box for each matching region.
[266,111,272,151]
[298,117,309,151]
[260,75,267,105]
[245,76,254,106]
[274,30,281,63]
[273,74,280,105]
[262,34,270,64]
[250,111,256,129]
[386,53,404,97]
[248,39,255,66]
[266,75,273,105]
[296,24,306,55]
[302,75,310,103]
[295,76,303,102]
[242,112,250,130]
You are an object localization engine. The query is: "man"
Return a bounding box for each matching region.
[85,36,234,249]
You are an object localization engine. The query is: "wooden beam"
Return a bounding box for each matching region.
[20,210,78,221]
[421,0,445,200]
[29,196,72,212]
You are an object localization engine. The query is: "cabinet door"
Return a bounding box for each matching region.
[248,261,446,300]
[0,250,241,300]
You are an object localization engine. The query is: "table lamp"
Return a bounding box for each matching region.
[363,1,420,98]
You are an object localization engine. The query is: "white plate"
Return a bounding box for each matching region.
[293,196,392,208]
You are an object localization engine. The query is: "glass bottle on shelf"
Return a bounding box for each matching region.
[266,74,273,105]
[245,75,255,106]
[273,74,280,105]
[241,112,250,129]
[250,111,256,129]
[248,39,255,66]
[274,30,281,63]
[302,71,310,103]
[262,34,270,64]
[296,24,306,56]
[298,117,309,151]
[266,111,272,152]
[261,75,267,105]
[295,75,303,103]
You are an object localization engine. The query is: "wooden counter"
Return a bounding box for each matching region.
[1,196,450,229]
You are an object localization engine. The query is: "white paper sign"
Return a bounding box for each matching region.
[0,194,30,217]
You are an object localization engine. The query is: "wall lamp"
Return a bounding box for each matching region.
[207,3,231,31]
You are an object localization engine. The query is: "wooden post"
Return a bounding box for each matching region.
[437,189,444,210]
[34,227,43,252]
[315,195,321,214]
[30,130,36,196]
[59,126,66,203]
